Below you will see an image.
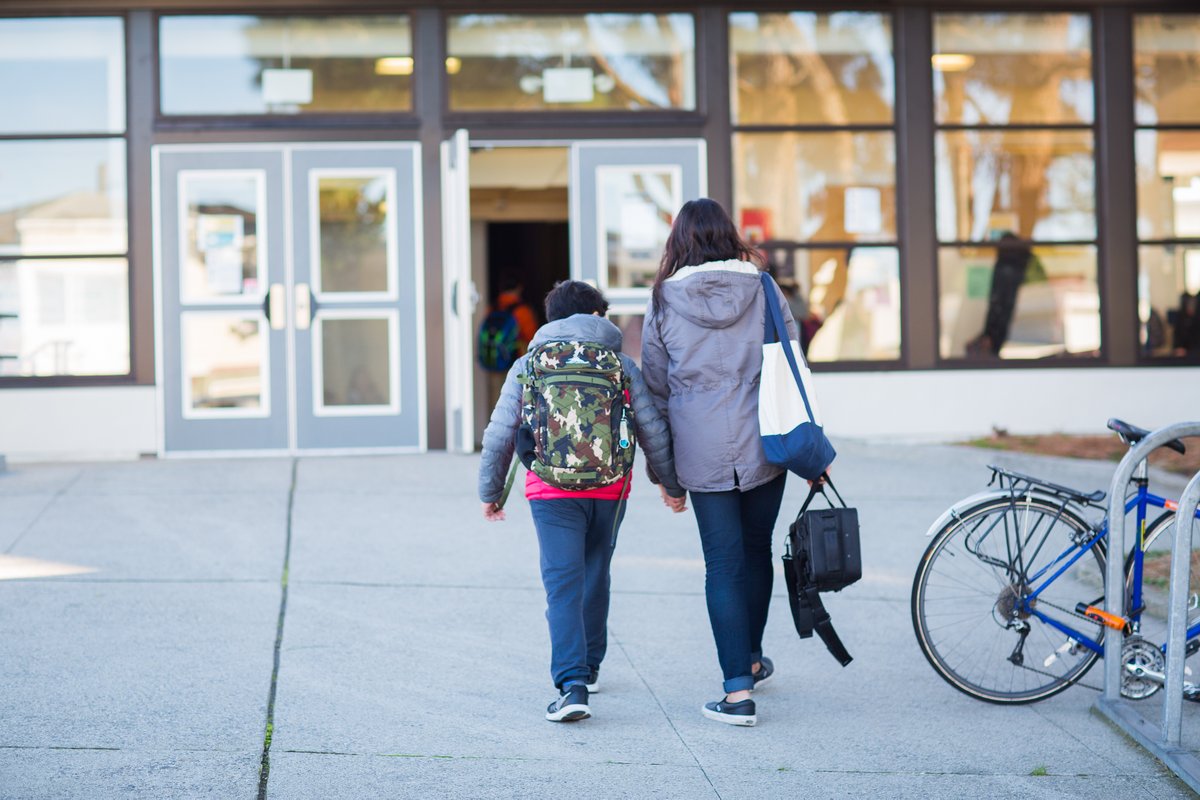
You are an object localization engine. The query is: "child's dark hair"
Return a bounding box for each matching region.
[544,280,609,322]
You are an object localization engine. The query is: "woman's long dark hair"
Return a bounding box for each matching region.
[651,198,764,312]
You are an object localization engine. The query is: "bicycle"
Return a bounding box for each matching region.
[911,418,1200,704]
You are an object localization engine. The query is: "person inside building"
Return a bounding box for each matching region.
[965,233,1045,358]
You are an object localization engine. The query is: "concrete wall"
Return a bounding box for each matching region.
[0,367,1196,461]
[817,367,1200,442]
[0,386,157,462]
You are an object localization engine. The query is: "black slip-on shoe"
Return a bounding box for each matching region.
[702,697,757,727]
[586,668,600,694]
[752,656,774,690]
[546,684,590,722]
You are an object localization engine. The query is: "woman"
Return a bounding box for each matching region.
[641,198,800,727]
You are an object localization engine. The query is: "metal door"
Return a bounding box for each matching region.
[569,139,707,314]
[155,147,289,454]
[440,130,476,454]
[290,144,425,451]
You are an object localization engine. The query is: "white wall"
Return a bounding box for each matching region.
[816,367,1200,442]
[0,368,1196,462]
[0,386,156,462]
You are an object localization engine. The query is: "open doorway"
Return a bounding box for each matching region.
[468,146,570,443]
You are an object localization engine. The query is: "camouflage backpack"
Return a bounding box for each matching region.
[518,340,636,489]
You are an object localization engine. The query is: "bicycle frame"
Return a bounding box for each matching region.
[1019,483,1200,657]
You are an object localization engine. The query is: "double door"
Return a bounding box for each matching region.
[440,135,707,453]
[154,144,425,455]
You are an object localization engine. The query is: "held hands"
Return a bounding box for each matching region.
[481,501,506,522]
[659,485,688,514]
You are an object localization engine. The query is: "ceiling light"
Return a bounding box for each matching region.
[375,56,413,76]
[931,53,975,72]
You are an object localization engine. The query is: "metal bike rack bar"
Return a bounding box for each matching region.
[1164,470,1200,747]
[1096,421,1200,793]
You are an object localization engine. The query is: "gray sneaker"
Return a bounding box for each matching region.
[752,656,774,690]
[546,684,590,722]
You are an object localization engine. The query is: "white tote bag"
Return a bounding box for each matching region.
[757,273,836,479]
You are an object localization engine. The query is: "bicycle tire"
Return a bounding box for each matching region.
[912,493,1107,704]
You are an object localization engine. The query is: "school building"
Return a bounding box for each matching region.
[0,3,1197,460]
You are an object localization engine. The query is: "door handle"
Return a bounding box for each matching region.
[295,283,315,330]
[264,284,286,330]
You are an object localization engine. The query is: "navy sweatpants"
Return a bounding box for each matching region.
[529,497,626,690]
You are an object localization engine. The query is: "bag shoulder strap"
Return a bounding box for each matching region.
[783,550,853,666]
[801,586,854,667]
[760,272,813,421]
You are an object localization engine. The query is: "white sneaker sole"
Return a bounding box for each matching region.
[701,706,756,727]
[752,673,772,691]
[546,704,591,722]
[586,682,599,693]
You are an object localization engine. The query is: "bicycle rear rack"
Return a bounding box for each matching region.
[987,465,1107,507]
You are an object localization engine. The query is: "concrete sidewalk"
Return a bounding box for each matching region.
[0,441,1193,799]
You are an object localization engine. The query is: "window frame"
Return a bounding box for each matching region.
[442,10,706,128]
[0,12,135,387]
[729,9,904,371]
[930,8,1106,368]
[1132,10,1200,367]
[152,10,422,131]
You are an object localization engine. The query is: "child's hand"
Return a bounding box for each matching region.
[482,502,506,522]
[659,485,688,513]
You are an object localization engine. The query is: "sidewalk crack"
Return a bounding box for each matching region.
[257,458,298,800]
[611,630,723,799]
[4,470,84,555]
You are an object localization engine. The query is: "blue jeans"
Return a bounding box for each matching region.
[530,497,626,690]
[690,473,787,693]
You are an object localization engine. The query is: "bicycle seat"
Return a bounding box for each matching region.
[1107,418,1187,455]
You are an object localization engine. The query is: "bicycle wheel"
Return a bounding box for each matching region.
[912,494,1107,704]
[1134,509,1200,644]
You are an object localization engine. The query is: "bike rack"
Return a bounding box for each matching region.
[1096,421,1200,793]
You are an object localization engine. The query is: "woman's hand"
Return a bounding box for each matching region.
[482,502,506,522]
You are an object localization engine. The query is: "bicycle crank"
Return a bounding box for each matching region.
[1121,636,1165,700]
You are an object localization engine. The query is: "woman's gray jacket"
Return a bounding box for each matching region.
[641,259,799,493]
[478,313,684,504]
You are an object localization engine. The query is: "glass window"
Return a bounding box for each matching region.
[160,15,413,116]
[598,166,679,291]
[447,14,695,111]
[316,174,393,295]
[318,317,394,410]
[0,139,128,257]
[730,12,892,125]
[182,313,267,414]
[1136,130,1200,241]
[0,18,125,135]
[1135,15,1200,126]
[0,258,129,377]
[1139,245,1200,358]
[935,130,1095,243]
[179,173,263,301]
[777,246,901,363]
[730,10,898,364]
[934,13,1093,125]
[938,244,1099,360]
[734,132,896,243]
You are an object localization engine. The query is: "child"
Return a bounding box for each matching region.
[478,280,686,722]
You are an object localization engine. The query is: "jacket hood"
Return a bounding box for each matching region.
[659,259,763,329]
[530,313,623,349]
